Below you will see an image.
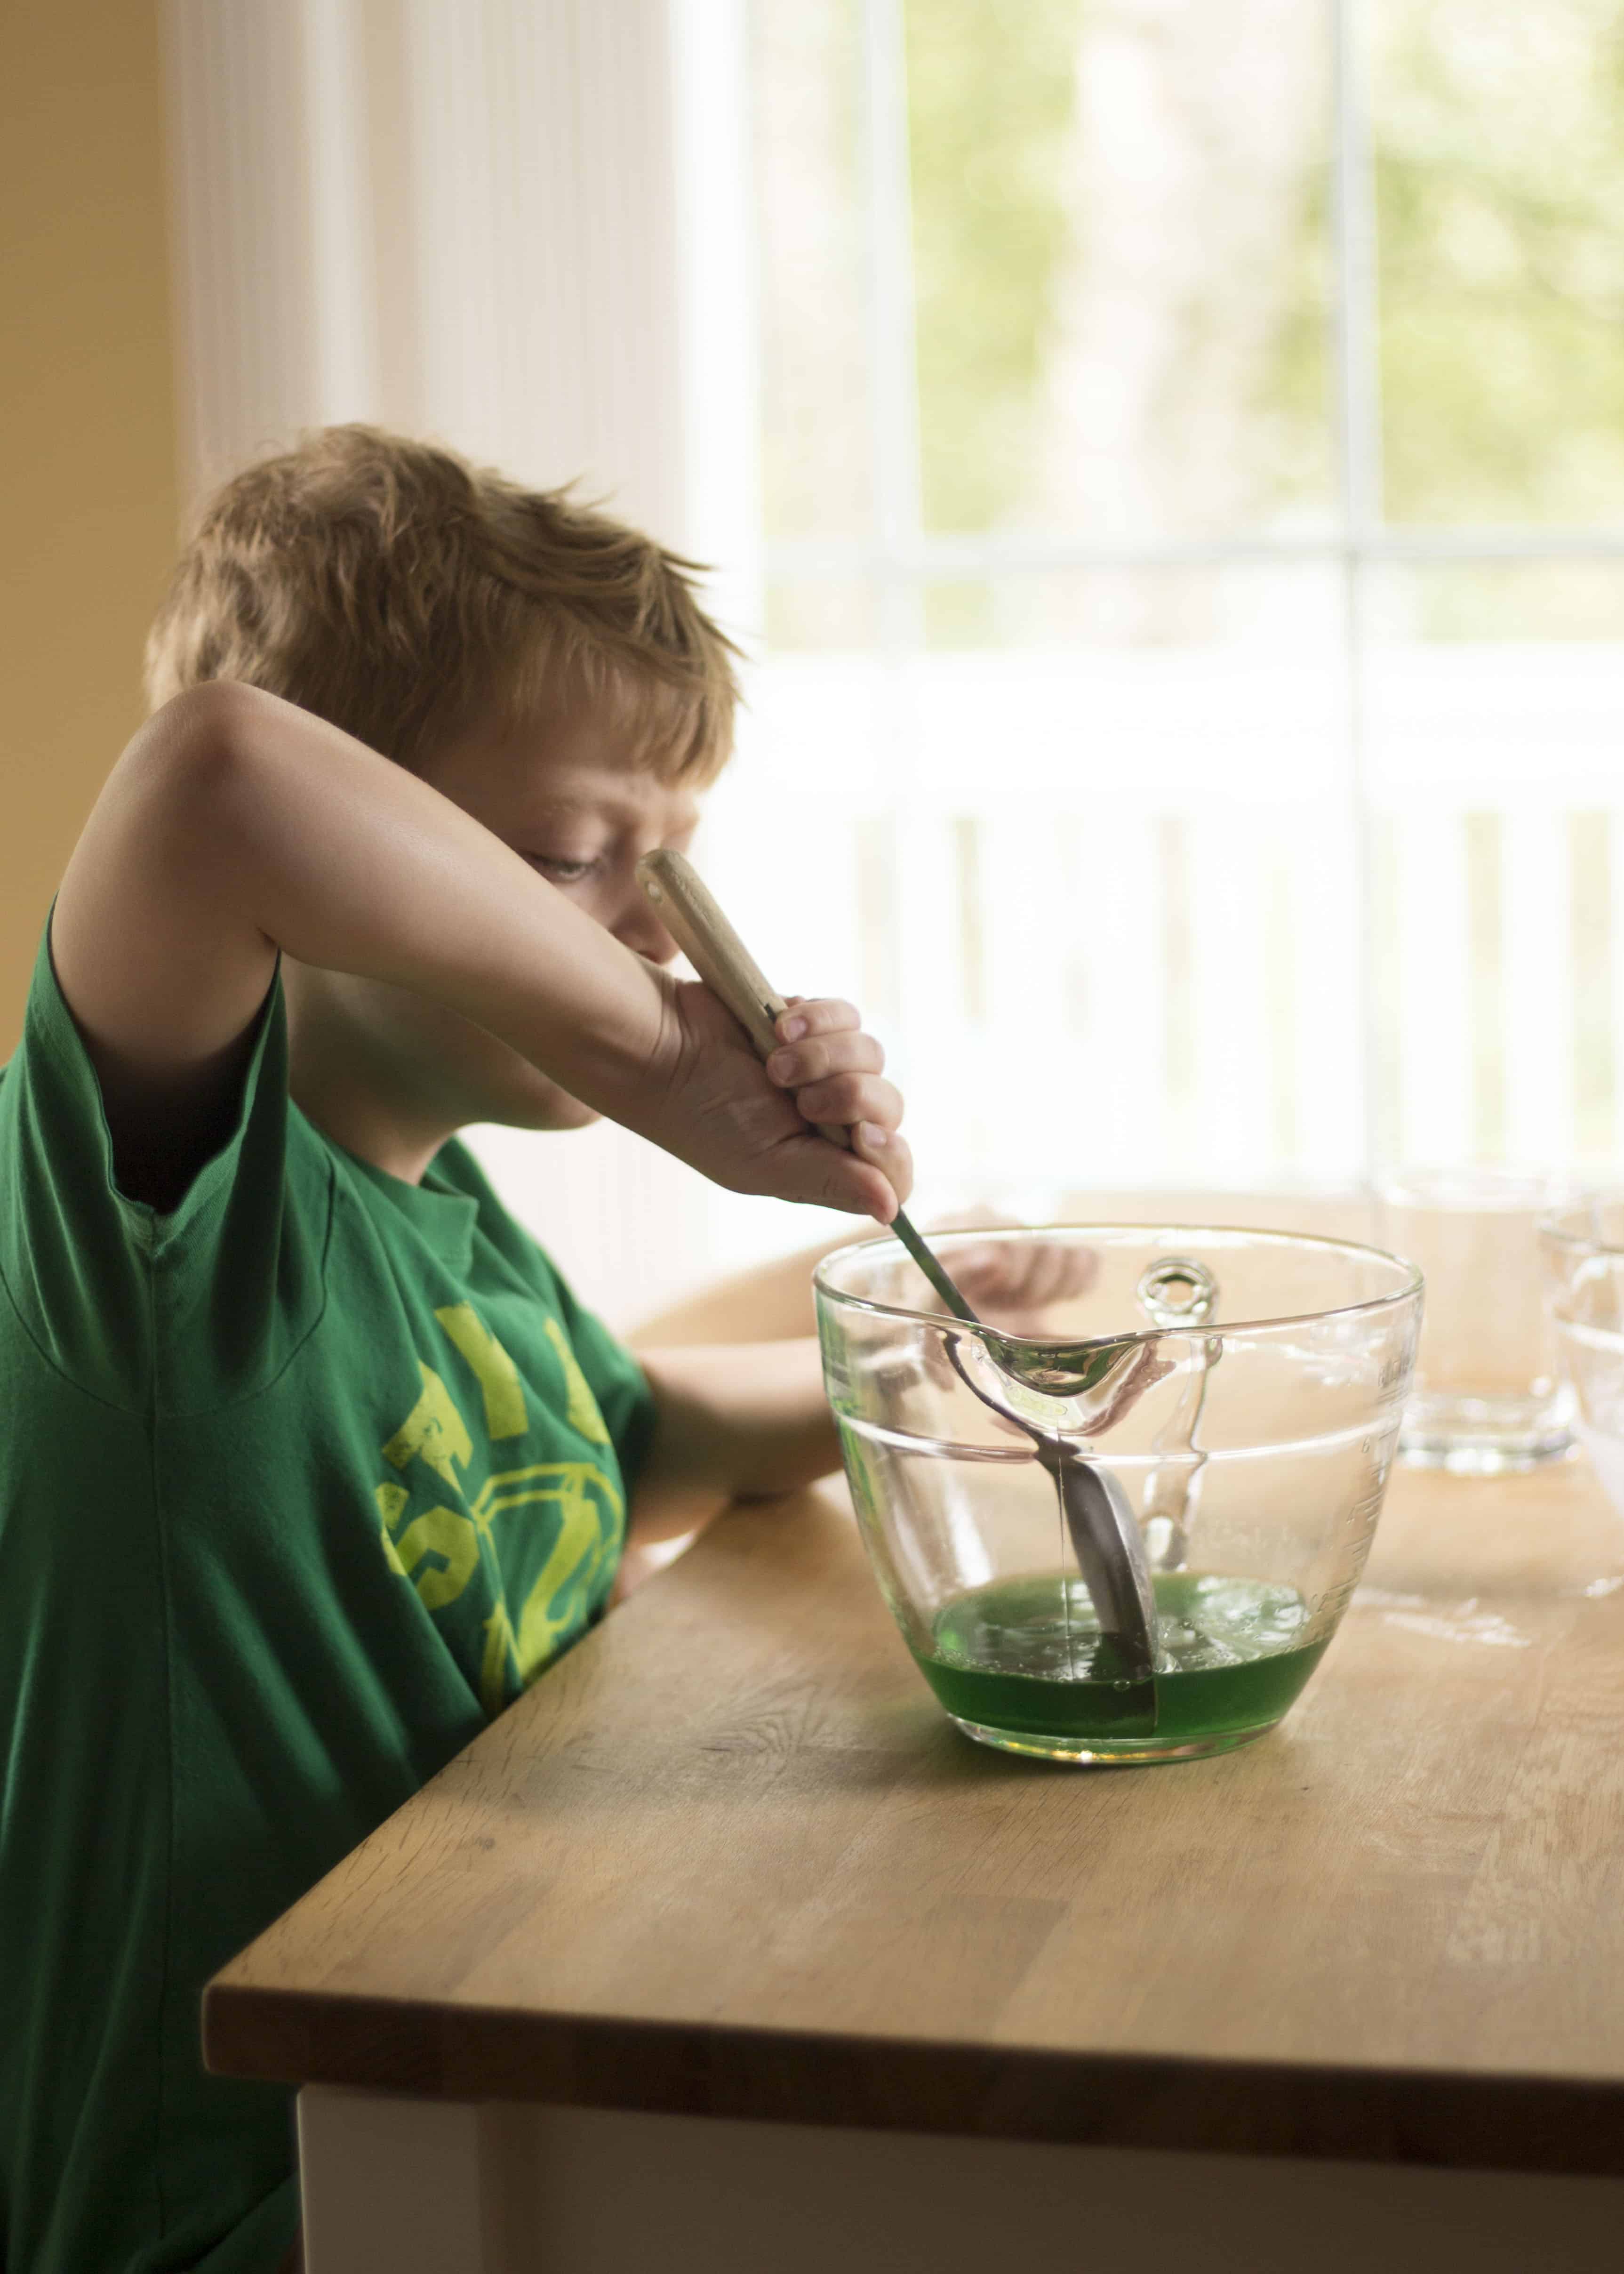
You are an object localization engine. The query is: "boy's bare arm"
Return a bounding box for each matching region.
[628,1340,839,1544]
[624,1238,1103,1548]
[51,683,909,1215]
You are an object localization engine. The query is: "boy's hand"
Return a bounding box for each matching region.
[646,980,912,1224]
[935,1230,1099,1334]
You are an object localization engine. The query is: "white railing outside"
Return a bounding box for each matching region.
[701,635,1624,1213]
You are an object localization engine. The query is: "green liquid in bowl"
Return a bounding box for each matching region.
[913,1570,1327,1761]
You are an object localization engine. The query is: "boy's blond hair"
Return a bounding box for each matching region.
[145,426,741,780]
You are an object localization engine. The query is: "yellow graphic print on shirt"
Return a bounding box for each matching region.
[433,1302,528,1438]
[541,1313,611,1444]
[375,1303,623,1713]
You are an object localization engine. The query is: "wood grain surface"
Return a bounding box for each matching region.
[205,1446,1624,2175]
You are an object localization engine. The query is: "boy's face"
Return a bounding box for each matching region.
[288,702,704,1138]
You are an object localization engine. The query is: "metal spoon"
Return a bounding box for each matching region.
[636,849,1160,1691]
[946,1339,1159,1696]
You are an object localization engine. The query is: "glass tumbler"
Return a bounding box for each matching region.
[815,1224,1422,1766]
[1540,1199,1624,1522]
[1376,1168,1573,1473]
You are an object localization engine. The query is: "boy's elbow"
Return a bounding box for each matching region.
[98,681,295,878]
[128,680,301,831]
[146,678,283,769]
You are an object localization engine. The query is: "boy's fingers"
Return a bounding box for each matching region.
[767,1031,883,1086]
[943,1237,1096,1320]
[774,997,861,1046]
[748,1117,913,1221]
[1059,1247,1100,1299]
[1017,1249,1063,1301]
[670,979,907,1215]
[793,1072,902,1129]
[1024,1243,1097,1304]
[776,1131,898,1220]
[852,1122,913,1213]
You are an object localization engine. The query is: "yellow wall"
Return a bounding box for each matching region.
[0,0,178,1053]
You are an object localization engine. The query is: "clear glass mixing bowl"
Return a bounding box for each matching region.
[815,1224,1423,1767]
[1539,1198,1624,1523]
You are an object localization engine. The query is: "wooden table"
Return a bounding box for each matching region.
[208,1457,1624,2273]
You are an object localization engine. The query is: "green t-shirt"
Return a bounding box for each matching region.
[0,929,656,2272]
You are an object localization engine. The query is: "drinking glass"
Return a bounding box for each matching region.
[815,1224,1422,1766]
[1375,1168,1573,1473]
[1540,1199,1624,1521]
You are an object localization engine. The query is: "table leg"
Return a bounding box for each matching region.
[299,2088,1624,2274]
[298,2087,488,2274]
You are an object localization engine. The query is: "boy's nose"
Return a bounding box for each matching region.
[611,893,680,965]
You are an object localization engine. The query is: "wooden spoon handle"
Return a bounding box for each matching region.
[636,849,846,1145]
[638,849,978,1323]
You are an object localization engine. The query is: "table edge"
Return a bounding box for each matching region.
[202,1984,1624,2177]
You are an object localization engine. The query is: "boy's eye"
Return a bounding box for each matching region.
[528,853,602,884]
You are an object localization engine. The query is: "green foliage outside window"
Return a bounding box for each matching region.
[905,0,1080,534]
[896,0,1624,545]
[1374,0,1624,527]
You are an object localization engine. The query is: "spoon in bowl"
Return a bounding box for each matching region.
[637,849,1160,1691]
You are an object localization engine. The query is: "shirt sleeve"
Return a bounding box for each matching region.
[0,916,329,1413]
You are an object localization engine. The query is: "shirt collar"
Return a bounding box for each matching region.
[330,1138,480,1273]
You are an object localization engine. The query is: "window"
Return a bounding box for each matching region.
[707,0,1624,1211]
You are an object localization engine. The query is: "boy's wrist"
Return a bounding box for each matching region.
[548,983,677,1127]
[497,928,679,1129]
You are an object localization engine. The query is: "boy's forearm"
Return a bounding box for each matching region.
[629,1340,840,1542]
[56,682,665,1113]
[54,683,903,1218]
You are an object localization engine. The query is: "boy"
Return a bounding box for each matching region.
[0,427,920,2272]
